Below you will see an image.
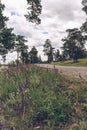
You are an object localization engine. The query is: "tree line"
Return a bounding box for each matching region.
[43,0,87,63]
[0,0,87,64]
[0,0,42,64]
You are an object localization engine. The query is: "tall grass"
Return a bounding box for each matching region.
[0,65,87,130]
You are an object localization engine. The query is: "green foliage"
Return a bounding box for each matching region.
[81,20,87,33]
[25,0,42,24]
[80,122,87,130]
[0,65,74,129]
[0,65,87,129]
[29,46,38,63]
[72,126,80,130]
[82,0,87,14]
[0,2,8,29]
[0,28,15,50]
[81,0,87,51]
[43,39,53,63]
[0,1,15,61]
[54,49,60,61]
[15,35,28,64]
[61,28,85,62]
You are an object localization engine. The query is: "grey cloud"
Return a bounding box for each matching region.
[42,0,84,22]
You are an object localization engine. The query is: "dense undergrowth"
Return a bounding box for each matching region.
[0,65,87,130]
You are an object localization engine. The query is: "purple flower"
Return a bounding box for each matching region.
[13,102,22,111]
[24,77,30,88]
[52,68,58,74]
[0,122,3,130]
[18,82,24,93]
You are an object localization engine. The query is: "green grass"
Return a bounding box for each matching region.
[0,65,87,129]
[52,58,87,67]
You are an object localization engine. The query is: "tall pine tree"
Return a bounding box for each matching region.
[81,0,87,36]
[0,0,15,62]
[25,0,42,24]
[43,39,53,63]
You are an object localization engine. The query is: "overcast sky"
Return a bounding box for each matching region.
[1,0,86,62]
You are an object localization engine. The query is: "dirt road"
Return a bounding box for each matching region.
[36,64,87,81]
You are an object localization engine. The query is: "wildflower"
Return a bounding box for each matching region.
[52,68,58,74]
[18,82,24,93]
[24,77,30,88]
[0,122,3,130]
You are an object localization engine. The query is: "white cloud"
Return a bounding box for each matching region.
[1,0,86,62]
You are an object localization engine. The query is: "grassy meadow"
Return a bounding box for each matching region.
[0,65,87,130]
[52,58,87,67]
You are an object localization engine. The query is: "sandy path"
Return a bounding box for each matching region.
[36,64,87,81]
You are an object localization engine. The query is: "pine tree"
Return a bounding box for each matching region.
[0,1,15,62]
[25,0,42,24]
[29,46,38,63]
[61,28,85,62]
[43,39,53,63]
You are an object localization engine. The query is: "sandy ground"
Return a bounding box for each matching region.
[36,64,87,81]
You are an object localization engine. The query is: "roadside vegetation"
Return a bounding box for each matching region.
[0,65,87,130]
